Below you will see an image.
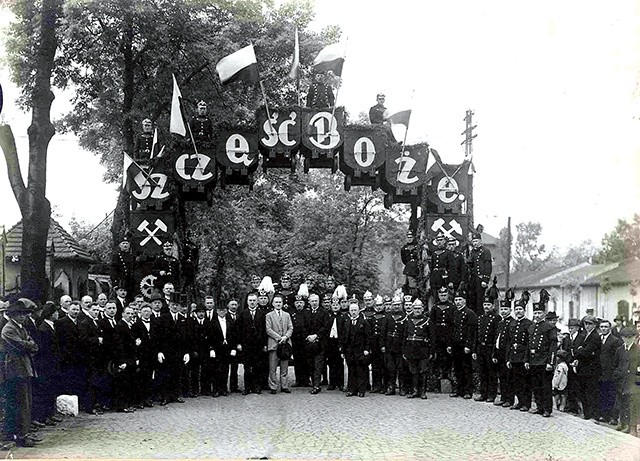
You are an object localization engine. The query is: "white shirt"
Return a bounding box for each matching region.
[218,316,227,342]
[330,317,338,338]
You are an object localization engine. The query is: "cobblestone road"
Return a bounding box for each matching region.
[11,376,640,460]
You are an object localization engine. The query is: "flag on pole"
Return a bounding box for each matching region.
[467,155,476,175]
[216,44,259,85]
[387,109,412,143]
[289,26,300,80]
[170,74,186,136]
[313,42,346,76]
[123,152,143,192]
[150,128,158,158]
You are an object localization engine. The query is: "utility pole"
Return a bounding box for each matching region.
[506,216,512,288]
[461,109,477,228]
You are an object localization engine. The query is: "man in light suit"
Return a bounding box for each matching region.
[265,294,293,394]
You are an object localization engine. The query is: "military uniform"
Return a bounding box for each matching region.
[403,309,432,398]
[451,302,477,398]
[368,103,386,124]
[153,252,180,289]
[306,80,335,108]
[493,306,514,406]
[475,308,500,401]
[430,297,455,379]
[401,239,421,278]
[190,114,213,145]
[111,249,135,299]
[506,313,533,409]
[134,131,154,160]
[448,245,466,291]
[467,240,492,315]
[429,243,453,295]
[369,310,388,393]
[526,310,557,416]
[384,311,407,394]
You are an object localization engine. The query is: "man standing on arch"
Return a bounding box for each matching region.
[467,232,492,315]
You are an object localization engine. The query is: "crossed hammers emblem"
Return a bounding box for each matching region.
[137,219,168,246]
[431,218,462,239]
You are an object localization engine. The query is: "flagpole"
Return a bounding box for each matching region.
[399,89,415,158]
[259,79,276,136]
[126,153,161,189]
[330,37,348,133]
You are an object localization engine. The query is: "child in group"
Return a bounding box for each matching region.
[552,350,569,411]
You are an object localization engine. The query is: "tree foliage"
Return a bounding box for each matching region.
[595,214,640,263]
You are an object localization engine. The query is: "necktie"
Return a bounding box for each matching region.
[352,319,357,326]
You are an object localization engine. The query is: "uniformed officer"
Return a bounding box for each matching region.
[154,240,180,290]
[448,286,477,399]
[401,230,421,289]
[446,237,466,292]
[133,118,155,160]
[243,275,262,310]
[384,295,407,395]
[428,232,453,299]
[306,72,335,108]
[368,93,388,124]
[492,294,515,407]
[279,274,295,312]
[467,232,492,315]
[506,294,533,411]
[110,235,135,302]
[369,295,388,393]
[403,299,432,399]
[430,286,455,381]
[190,100,213,145]
[290,294,310,387]
[525,300,557,417]
[473,296,500,403]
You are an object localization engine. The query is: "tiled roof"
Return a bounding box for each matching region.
[584,259,640,285]
[496,262,633,289]
[4,219,94,263]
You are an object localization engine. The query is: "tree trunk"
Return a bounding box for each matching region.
[0,0,60,302]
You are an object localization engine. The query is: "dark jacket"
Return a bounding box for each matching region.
[506,317,533,364]
[492,315,513,360]
[403,315,432,360]
[572,329,602,377]
[600,333,623,381]
[452,307,477,349]
[525,320,557,367]
[612,343,640,395]
[34,321,60,377]
[237,308,267,353]
[210,314,237,358]
[385,314,407,355]
[468,245,492,285]
[430,302,455,344]
[306,308,331,352]
[131,318,156,366]
[156,311,190,359]
[114,320,138,368]
[475,312,499,355]
[55,316,84,367]
[340,316,372,362]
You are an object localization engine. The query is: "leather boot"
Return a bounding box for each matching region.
[420,374,428,399]
[407,375,420,398]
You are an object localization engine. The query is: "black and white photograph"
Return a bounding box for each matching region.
[0,0,639,459]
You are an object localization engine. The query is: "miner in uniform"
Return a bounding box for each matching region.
[506,295,533,411]
[190,100,213,145]
[401,230,422,292]
[290,294,311,387]
[369,295,388,393]
[279,274,296,312]
[403,299,432,399]
[448,286,477,399]
[399,294,415,395]
[133,118,155,160]
[525,300,557,417]
[154,240,180,290]
[384,295,407,395]
[368,93,388,125]
[428,232,453,300]
[473,296,500,403]
[306,72,335,108]
[467,232,492,315]
[430,286,455,381]
[446,237,466,292]
[110,236,135,303]
[493,294,515,407]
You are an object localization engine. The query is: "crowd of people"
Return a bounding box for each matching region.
[1,267,639,448]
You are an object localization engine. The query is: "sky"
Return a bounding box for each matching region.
[1,0,639,250]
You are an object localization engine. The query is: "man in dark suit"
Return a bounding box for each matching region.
[467,232,492,316]
[97,300,119,409]
[155,293,190,405]
[506,298,533,411]
[1,299,40,447]
[113,284,128,321]
[79,302,106,415]
[597,319,623,424]
[612,327,640,436]
[341,300,372,397]
[113,306,139,413]
[32,303,62,426]
[210,303,237,397]
[524,302,557,417]
[55,301,87,403]
[306,293,331,394]
[188,304,211,397]
[131,304,156,407]
[325,298,345,391]
[237,293,267,395]
[571,315,602,420]
[226,299,240,393]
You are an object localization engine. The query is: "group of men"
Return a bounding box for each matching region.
[1,267,639,448]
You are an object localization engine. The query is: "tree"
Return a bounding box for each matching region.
[0,0,62,302]
[595,214,640,263]
[513,221,547,272]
